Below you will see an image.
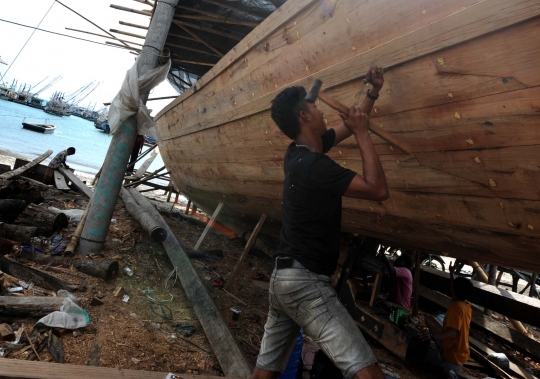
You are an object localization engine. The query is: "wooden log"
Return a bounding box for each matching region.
[225,213,266,290]
[72,260,119,281]
[420,267,540,328]
[119,188,167,242]
[0,150,52,181]
[0,179,44,205]
[0,199,27,222]
[3,223,45,244]
[0,296,64,318]
[127,188,252,378]
[0,255,80,292]
[64,199,92,255]
[57,167,93,198]
[419,285,540,363]
[0,358,243,379]
[14,204,68,234]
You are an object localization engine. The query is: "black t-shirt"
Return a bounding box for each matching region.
[275,129,357,276]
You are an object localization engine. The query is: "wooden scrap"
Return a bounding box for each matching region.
[225,213,267,290]
[0,150,52,181]
[24,326,41,361]
[0,296,64,318]
[0,323,15,341]
[57,167,93,198]
[47,332,63,363]
[113,286,126,298]
[0,256,80,292]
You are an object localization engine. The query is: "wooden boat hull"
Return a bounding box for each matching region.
[155,0,540,272]
[22,123,56,134]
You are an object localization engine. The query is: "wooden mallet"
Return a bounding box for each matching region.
[305,78,412,154]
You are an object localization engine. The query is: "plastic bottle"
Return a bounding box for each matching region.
[278,330,304,379]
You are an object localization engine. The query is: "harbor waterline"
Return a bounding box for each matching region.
[0,100,164,176]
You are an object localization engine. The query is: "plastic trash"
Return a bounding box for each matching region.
[278,329,303,379]
[35,297,90,329]
[124,267,134,276]
[487,352,510,371]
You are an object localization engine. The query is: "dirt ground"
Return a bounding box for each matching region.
[1,181,540,379]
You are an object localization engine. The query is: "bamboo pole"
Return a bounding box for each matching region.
[110,28,146,40]
[110,4,151,16]
[65,200,92,255]
[119,21,149,30]
[470,261,529,335]
[172,57,216,67]
[165,41,221,57]
[175,24,224,57]
[173,20,244,41]
[65,28,143,46]
[106,42,141,52]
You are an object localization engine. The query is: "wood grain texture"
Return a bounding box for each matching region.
[155,0,540,271]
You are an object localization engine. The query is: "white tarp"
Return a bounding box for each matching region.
[108,59,171,137]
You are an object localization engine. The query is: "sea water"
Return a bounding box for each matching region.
[0,100,164,176]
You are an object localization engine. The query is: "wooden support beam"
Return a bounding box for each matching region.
[65,28,143,46]
[119,20,149,30]
[412,252,420,316]
[369,273,383,308]
[110,4,151,16]
[194,202,224,250]
[173,20,244,41]
[58,167,93,198]
[420,267,540,328]
[469,336,537,379]
[485,265,498,316]
[165,41,221,57]
[0,150,52,181]
[127,189,252,377]
[168,31,198,42]
[419,285,540,362]
[0,358,243,379]
[172,57,216,67]
[175,24,224,57]
[177,14,259,28]
[530,273,538,297]
[109,28,146,40]
[106,41,141,51]
[200,0,265,20]
[225,213,267,290]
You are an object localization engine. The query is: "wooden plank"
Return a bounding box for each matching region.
[469,336,538,379]
[420,267,540,329]
[53,170,70,190]
[0,358,242,379]
[419,286,540,362]
[369,273,383,308]
[0,150,52,181]
[127,189,252,377]
[57,167,93,198]
[224,213,267,290]
[158,0,540,140]
[194,202,224,250]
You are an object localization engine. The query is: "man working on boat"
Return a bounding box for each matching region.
[252,67,388,379]
[43,147,76,185]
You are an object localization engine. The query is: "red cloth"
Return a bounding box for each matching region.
[387,267,413,310]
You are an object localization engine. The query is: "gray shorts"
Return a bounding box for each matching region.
[256,259,377,379]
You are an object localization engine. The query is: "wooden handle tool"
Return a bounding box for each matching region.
[317,91,412,154]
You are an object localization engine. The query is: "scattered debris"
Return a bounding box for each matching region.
[0,324,15,342]
[113,286,126,298]
[172,322,196,337]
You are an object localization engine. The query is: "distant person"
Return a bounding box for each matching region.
[380,252,414,310]
[43,147,76,185]
[127,135,144,172]
[420,263,473,378]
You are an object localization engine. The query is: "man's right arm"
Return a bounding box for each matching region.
[340,106,389,201]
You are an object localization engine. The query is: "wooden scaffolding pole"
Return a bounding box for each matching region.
[79,0,179,255]
[175,23,224,57]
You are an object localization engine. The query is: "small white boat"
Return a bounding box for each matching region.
[22,122,56,134]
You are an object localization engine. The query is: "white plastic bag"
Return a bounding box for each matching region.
[48,207,83,222]
[108,59,171,138]
[35,297,90,329]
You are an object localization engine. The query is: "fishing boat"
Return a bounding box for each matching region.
[154,0,540,273]
[22,122,56,134]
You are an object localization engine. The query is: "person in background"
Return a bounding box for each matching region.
[43,147,76,185]
[380,252,414,310]
[420,263,474,378]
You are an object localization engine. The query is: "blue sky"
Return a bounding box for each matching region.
[0,0,178,114]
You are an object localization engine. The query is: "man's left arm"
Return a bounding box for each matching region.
[332,66,384,146]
